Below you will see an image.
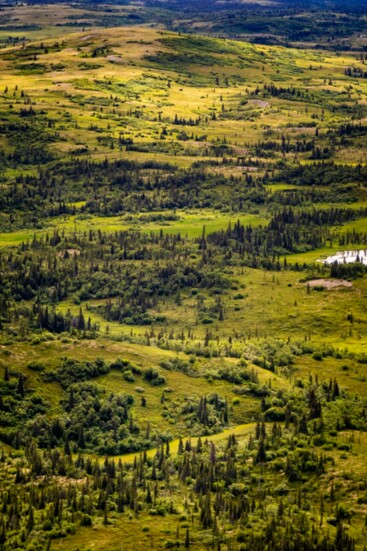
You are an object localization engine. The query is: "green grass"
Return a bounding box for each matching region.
[0,24,365,177]
[0,210,267,248]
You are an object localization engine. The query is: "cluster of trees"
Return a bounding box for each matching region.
[0,228,230,329]
[0,116,56,168]
[328,122,367,137]
[268,162,367,187]
[0,359,150,455]
[208,206,364,259]
[254,134,342,161]
[2,203,367,340]
[0,357,234,454]
[163,393,229,435]
[1,108,367,232]
[330,260,367,280]
[0,370,363,550]
[255,136,317,156]
[172,114,201,126]
[33,304,98,334]
[0,155,270,230]
[269,206,367,228]
[257,84,310,101]
[198,4,367,49]
[344,66,367,78]
[268,187,351,207]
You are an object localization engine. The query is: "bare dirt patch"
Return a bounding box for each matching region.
[107,55,124,64]
[306,279,353,290]
[248,99,270,108]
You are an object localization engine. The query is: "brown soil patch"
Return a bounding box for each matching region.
[248,99,270,108]
[107,55,123,64]
[307,279,353,290]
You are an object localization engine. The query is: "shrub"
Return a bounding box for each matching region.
[42,519,53,531]
[143,368,166,386]
[123,370,135,382]
[274,483,290,495]
[80,514,93,526]
[27,361,46,371]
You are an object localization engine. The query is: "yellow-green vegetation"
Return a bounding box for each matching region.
[2,3,367,550]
